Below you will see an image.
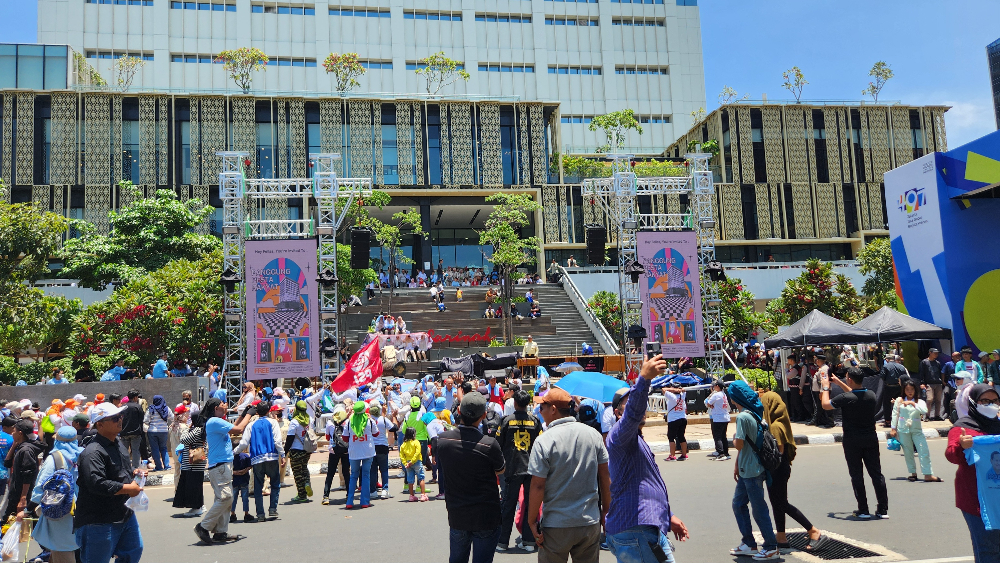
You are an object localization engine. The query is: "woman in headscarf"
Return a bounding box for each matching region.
[30,425,82,563]
[757,382,828,553]
[144,395,173,471]
[173,398,214,516]
[947,384,1000,561]
[284,400,313,502]
[345,400,378,509]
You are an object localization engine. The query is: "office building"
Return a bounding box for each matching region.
[989,37,1000,130]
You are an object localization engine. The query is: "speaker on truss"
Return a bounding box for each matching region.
[350,228,371,270]
[586,225,607,265]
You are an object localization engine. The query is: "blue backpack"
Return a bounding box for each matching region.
[39,451,74,519]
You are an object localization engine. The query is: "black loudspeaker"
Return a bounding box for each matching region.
[350,228,371,270]
[586,225,607,265]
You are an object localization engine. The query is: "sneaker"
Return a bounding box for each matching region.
[290,496,309,503]
[678,454,688,461]
[852,510,872,520]
[305,484,313,497]
[435,493,445,500]
[716,455,732,461]
[419,493,429,502]
[360,504,373,508]
[184,506,205,517]
[522,543,536,553]
[730,543,756,556]
[427,478,438,484]
[322,497,330,505]
[409,494,418,502]
[213,533,240,542]
[243,513,254,523]
[229,513,238,523]
[193,524,213,544]
[753,549,779,561]
[495,545,509,553]
[875,510,889,519]
[345,504,354,510]
[268,509,279,518]
[665,455,678,461]
[256,514,266,523]
[707,452,720,457]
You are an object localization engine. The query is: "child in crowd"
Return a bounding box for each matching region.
[400,427,428,502]
[230,441,253,523]
[663,386,689,461]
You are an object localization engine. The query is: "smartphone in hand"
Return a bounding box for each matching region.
[646,342,662,360]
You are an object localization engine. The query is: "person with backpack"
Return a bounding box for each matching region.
[345,400,379,510]
[322,406,350,504]
[234,401,285,521]
[726,379,779,561]
[30,425,83,563]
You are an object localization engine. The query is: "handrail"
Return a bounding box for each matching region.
[555,266,619,356]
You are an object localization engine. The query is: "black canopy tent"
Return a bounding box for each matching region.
[853,306,952,342]
[763,309,877,349]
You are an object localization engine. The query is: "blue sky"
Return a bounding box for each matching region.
[2,0,997,146]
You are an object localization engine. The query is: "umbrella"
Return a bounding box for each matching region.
[554,362,584,374]
[554,371,629,403]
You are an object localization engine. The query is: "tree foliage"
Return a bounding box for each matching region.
[70,251,227,370]
[323,52,366,92]
[718,277,764,339]
[719,85,749,105]
[414,52,470,94]
[215,47,269,92]
[587,290,623,349]
[350,191,422,313]
[72,52,106,87]
[0,199,68,283]
[59,183,220,289]
[781,66,808,102]
[115,55,146,92]
[589,109,643,153]
[857,237,897,309]
[765,258,866,329]
[335,242,377,299]
[862,61,894,103]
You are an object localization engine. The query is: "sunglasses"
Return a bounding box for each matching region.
[104,414,124,423]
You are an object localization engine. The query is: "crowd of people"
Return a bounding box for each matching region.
[371,259,547,292]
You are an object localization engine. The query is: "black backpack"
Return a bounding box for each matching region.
[744,414,782,473]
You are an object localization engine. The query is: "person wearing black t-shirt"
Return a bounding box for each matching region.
[496,390,543,553]
[822,367,888,520]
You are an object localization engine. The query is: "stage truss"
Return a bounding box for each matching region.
[219,152,372,398]
[581,152,723,379]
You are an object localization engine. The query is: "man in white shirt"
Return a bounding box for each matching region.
[523,335,539,358]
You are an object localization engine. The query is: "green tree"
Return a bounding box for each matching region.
[862,61,894,103]
[550,153,612,180]
[70,251,227,370]
[323,52,366,92]
[587,290,623,349]
[115,55,146,92]
[414,52,470,94]
[765,258,866,328]
[589,109,643,153]
[857,237,897,309]
[358,207,423,314]
[719,85,749,105]
[72,52,107,87]
[719,277,763,339]
[215,47,269,92]
[59,183,220,289]
[782,66,808,102]
[335,242,377,300]
[478,193,542,344]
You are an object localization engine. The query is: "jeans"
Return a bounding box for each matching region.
[449,526,500,563]
[120,435,142,469]
[370,444,390,494]
[324,450,350,497]
[964,509,1000,563]
[202,463,234,535]
[732,474,776,551]
[842,436,888,514]
[498,474,532,547]
[253,460,280,516]
[76,512,143,563]
[606,525,674,563]
[347,457,373,506]
[230,484,249,513]
[898,431,934,476]
[147,431,169,471]
[405,461,425,485]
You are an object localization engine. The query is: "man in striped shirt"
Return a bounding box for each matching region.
[605,353,690,562]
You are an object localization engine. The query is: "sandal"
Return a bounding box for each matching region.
[906,475,918,482]
[924,476,943,482]
[805,535,830,552]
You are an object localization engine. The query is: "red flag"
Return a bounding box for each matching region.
[330,337,383,393]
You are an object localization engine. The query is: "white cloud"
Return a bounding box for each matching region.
[940,98,996,148]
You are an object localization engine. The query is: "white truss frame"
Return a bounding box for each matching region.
[219,152,372,398]
[581,153,723,379]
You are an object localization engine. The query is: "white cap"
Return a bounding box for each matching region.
[73,393,87,403]
[954,370,974,381]
[90,402,126,423]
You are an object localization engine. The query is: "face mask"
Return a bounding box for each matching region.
[977,403,1000,419]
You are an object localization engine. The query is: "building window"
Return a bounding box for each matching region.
[637,115,671,124]
[561,115,594,124]
[612,18,665,27]
[612,0,665,3]
[89,0,156,5]
[813,109,829,183]
[171,1,235,10]
[360,60,392,70]
[271,57,318,67]
[544,0,597,3]
[475,14,531,23]
[251,2,315,15]
[329,7,390,17]
[676,0,697,5]
[548,65,601,75]
[615,65,669,75]
[479,63,534,73]
[403,11,462,21]
[87,51,154,61]
[545,16,598,26]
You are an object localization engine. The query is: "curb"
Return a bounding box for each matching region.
[647,427,951,453]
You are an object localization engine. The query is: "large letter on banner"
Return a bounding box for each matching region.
[331,338,383,393]
[246,239,321,381]
[636,230,705,357]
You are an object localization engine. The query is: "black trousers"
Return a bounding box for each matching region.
[323,449,350,498]
[711,421,729,456]
[787,389,806,422]
[809,392,832,426]
[842,436,888,514]
[498,473,533,547]
[882,385,901,424]
[766,451,813,533]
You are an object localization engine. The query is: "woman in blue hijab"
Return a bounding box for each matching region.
[31,425,83,561]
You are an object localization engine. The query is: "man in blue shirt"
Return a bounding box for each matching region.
[152,352,169,379]
[194,397,252,544]
[101,359,127,381]
[48,369,67,384]
[0,418,14,498]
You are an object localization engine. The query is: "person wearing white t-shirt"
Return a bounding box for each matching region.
[368,404,397,500]
[705,380,732,461]
[663,387,688,461]
[345,401,379,509]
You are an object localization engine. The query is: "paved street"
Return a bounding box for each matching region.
[19,437,968,563]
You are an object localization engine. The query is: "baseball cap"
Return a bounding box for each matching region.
[409,396,421,410]
[14,420,34,436]
[90,402,127,423]
[72,413,90,425]
[432,397,446,412]
[929,348,939,353]
[954,370,974,380]
[578,404,599,423]
[73,393,87,403]
[174,405,188,415]
[534,387,573,409]
[459,392,487,419]
[612,387,631,411]
[980,351,989,359]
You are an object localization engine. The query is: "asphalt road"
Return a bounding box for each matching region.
[23,439,973,562]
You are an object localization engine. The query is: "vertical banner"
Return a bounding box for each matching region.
[636,230,705,357]
[246,239,320,381]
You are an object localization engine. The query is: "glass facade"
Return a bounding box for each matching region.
[0,45,68,90]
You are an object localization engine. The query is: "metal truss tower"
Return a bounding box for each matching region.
[219,152,372,399]
[581,152,723,379]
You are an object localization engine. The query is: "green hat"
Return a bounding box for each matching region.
[410,396,421,409]
[353,401,366,414]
